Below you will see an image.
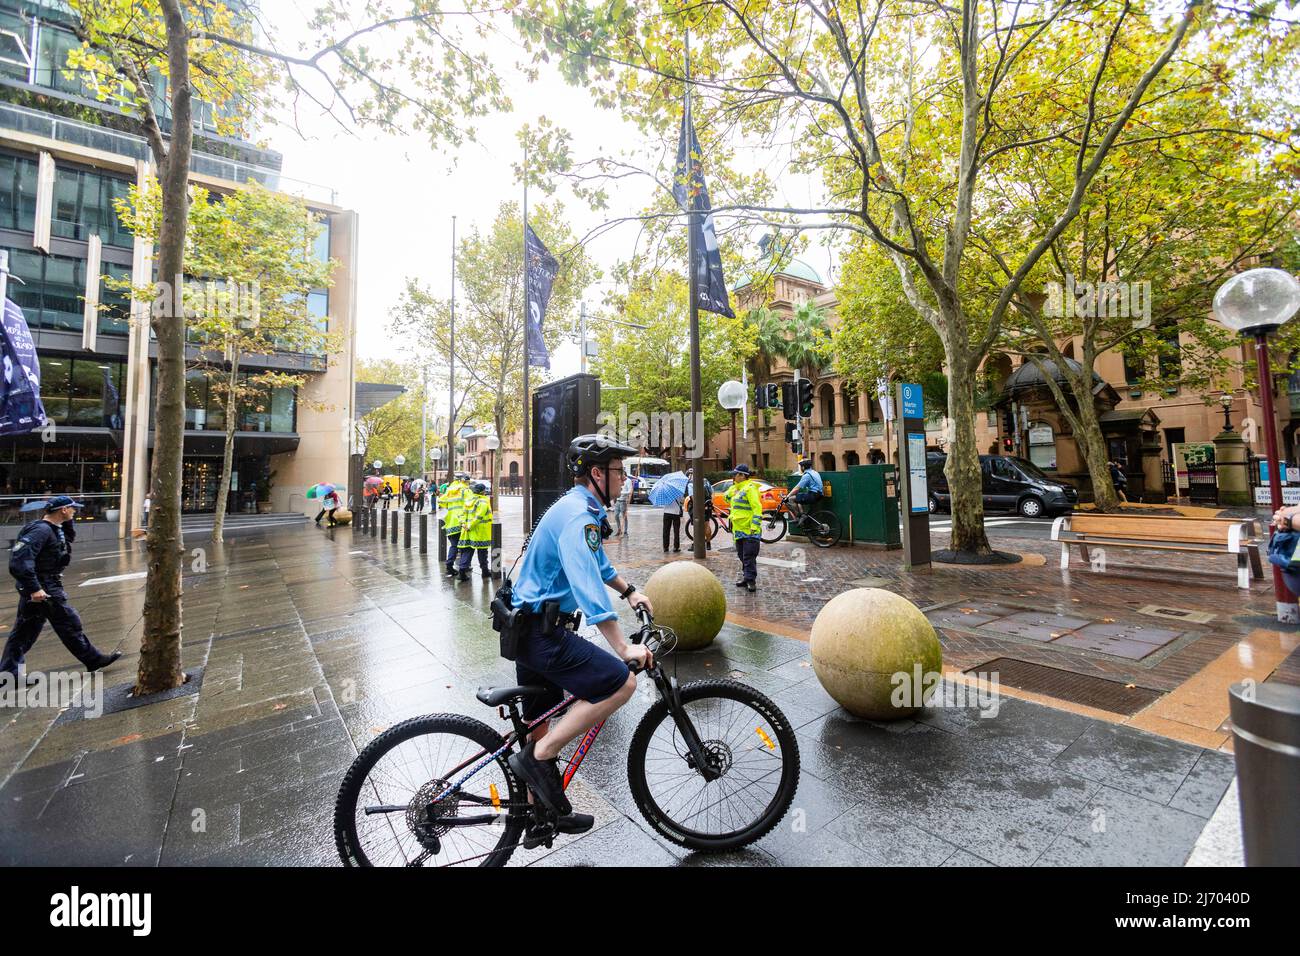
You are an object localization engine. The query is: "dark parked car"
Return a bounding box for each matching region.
[926,454,1078,518]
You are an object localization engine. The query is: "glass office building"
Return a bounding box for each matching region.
[0,1,358,533]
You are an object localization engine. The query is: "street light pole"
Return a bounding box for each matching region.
[1214,267,1300,624]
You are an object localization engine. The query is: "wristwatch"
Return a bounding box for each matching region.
[619,583,637,601]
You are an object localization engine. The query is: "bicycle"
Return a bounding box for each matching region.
[334,607,801,866]
[686,495,841,549]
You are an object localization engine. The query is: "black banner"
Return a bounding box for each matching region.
[524,223,558,369]
[674,110,734,319]
[0,298,46,435]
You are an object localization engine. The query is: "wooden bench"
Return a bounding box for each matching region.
[1051,513,1264,588]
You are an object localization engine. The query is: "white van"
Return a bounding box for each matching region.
[625,456,672,503]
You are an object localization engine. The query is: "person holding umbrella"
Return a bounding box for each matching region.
[1,497,120,682]
[310,483,341,526]
[725,464,763,592]
[647,469,690,553]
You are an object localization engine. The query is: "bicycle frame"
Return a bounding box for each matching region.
[425,660,719,815]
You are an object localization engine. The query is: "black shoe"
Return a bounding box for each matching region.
[480,572,492,579]
[444,566,457,577]
[746,582,756,593]
[314,518,322,526]
[457,570,470,582]
[734,579,747,587]
[555,811,595,835]
[86,651,121,673]
[508,741,571,816]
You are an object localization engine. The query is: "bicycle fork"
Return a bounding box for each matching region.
[653,669,722,782]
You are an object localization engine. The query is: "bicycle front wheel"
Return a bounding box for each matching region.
[684,515,719,542]
[627,680,799,852]
[759,511,788,544]
[807,510,843,548]
[334,714,527,867]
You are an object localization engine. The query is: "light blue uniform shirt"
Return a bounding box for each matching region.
[513,486,619,625]
[793,469,823,494]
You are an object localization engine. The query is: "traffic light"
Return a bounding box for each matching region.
[791,440,803,455]
[767,383,780,408]
[755,384,768,410]
[1003,436,1013,452]
[797,379,813,418]
[1002,408,1015,437]
[781,382,797,421]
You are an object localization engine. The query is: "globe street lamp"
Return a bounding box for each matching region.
[717,380,746,470]
[430,447,442,486]
[1219,393,1234,432]
[1214,267,1300,623]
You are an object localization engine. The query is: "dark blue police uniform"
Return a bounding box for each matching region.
[1,517,107,677]
[510,486,629,720]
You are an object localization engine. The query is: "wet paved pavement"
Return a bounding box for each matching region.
[0,500,1274,866]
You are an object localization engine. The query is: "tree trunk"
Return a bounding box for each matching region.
[136,0,191,696]
[210,357,240,543]
[944,350,992,555]
[1070,386,1122,511]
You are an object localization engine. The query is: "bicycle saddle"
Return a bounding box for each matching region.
[476,684,549,707]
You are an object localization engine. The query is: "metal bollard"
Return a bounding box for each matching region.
[390,509,398,543]
[438,518,447,562]
[419,513,428,554]
[490,520,502,578]
[403,511,412,548]
[1229,681,1300,865]
[370,506,377,537]
[380,508,388,539]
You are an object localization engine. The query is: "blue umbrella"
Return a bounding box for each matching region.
[648,471,688,508]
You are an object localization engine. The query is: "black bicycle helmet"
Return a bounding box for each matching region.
[470,480,489,495]
[567,433,637,476]
[799,458,813,469]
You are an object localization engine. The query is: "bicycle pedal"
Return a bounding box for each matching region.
[521,822,556,850]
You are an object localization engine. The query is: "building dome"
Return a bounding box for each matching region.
[733,235,824,292]
[1001,357,1104,396]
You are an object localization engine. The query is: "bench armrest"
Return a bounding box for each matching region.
[1050,515,1069,541]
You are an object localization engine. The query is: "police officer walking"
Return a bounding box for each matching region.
[505,434,654,833]
[1,496,120,682]
[439,471,470,577]
[726,463,763,592]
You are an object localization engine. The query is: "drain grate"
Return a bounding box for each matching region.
[966,658,1161,716]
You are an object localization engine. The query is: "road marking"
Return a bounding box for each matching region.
[757,556,807,569]
[79,571,147,587]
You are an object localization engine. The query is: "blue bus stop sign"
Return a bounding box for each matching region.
[901,383,923,420]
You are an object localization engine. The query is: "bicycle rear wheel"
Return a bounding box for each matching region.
[334,714,526,867]
[684,514,719,542]
[627,679,799,852]
[807,510,842,548]
[759,511,788,544]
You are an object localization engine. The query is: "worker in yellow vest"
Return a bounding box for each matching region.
[725,463,763,592]
[455,481,494,582]
[439,471,470,576]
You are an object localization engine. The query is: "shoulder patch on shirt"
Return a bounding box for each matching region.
[583,523,600,552]
[12,540,25,553]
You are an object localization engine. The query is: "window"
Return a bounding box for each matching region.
[0,152,39,231]
[36,354,70,423]
[34,23,94,96]
[1026,421,1057,471]
[1122,350,1145,386]
[33,357,125,427]
[52,165,134,247]
[99,261,131,335]
[843,392,859,424]
[1158,325,1181,387]
[0,10,33,82]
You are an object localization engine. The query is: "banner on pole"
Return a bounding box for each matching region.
[0,298,46,435]
[674,112,734,319]
[524,223,558,369]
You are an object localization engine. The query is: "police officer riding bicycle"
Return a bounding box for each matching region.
[786,458,823,519]
[503,434,654,833]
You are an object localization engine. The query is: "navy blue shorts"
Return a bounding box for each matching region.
[515,619,630,721]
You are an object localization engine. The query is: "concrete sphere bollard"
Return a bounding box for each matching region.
[332,508,353,526]
[644,562,727,651]
[809,588,942,720]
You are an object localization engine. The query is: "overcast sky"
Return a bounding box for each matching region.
[258,6,836,420]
